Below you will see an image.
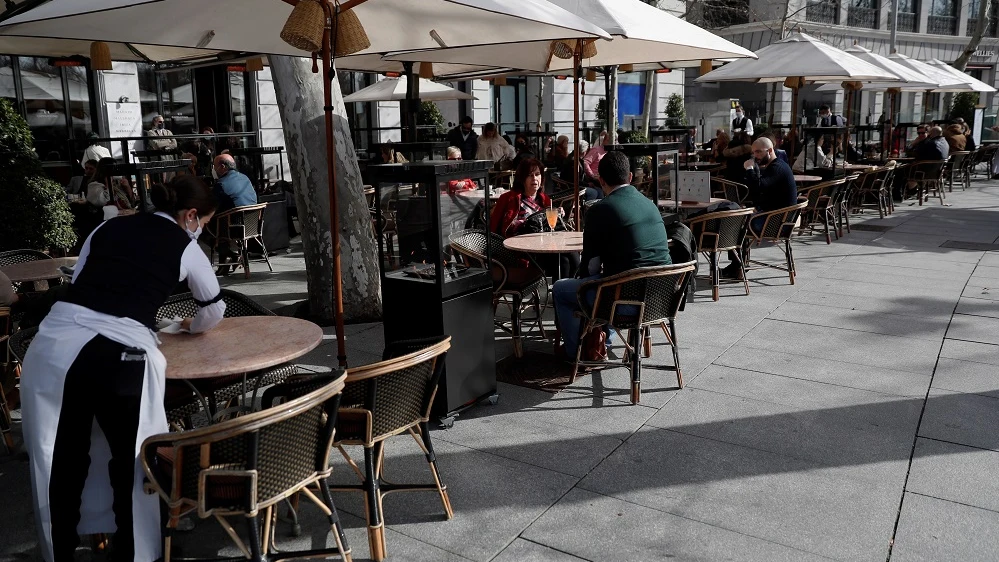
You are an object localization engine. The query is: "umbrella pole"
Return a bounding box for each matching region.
[573,42,581,231]
[322,1,347,367]
[790,85,800,157]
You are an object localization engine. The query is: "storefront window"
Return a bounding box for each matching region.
[230,71,247,132]
[66,65,92,139]
[19,57,69,161]
[136,64,194,133]
[0,56,15,107]
[137,63,159,132]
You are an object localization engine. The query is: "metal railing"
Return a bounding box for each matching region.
[806,1,840,24]
[896,12,917,31]
[848,6,879,27]
[928,14,958,34]
[966,17,998,36]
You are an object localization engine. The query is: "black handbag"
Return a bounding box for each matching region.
[518,210,567,235]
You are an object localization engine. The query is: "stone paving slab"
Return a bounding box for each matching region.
[939,337,999,366]
[930,357,999,398]
[766,300,951,341]
[787,289,959,317]
[946,313,999,345]
[714,345,933,397]
[907,438,999,513]
[491,539,588,562]
[954,296,999,319]
[918,388,999,452]
[891,493,999,562]
[523,488,831,562]
[578,428,899,561]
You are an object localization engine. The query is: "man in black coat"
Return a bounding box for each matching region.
[446,116,478,161]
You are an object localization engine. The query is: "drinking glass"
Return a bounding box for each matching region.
[545,207,558,235]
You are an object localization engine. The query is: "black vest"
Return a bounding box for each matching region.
[66,213,192,328]
[733,116,749,131]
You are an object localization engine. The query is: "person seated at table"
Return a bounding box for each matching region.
[711,130,730,163]
[211,154,257,213]
[720,137,797,281]
[763,134,790,165]
[444,146,477,193]
[476,122,515,167]
[943,123,967,152]
[957,119,976,151]
[905,124,929,156]
[511,134,536,169]
[491,157,554,238]
[545,135,569,169]
[67,159,99,195]
[379,143,408,164]
[19,175,224,562]
[792,135,833,173]
[914,126,949,161]
[176,152,200,177]
[0,270,18,310]
[553,151,671,361]
[722,132,753,182]
[582,130,611,181]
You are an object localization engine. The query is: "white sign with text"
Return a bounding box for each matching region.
[676,170,712,203]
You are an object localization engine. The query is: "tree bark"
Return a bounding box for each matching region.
[270,56,382,322]
[955,0,991,72]
[641,70,655,137]
[608,66,619,131]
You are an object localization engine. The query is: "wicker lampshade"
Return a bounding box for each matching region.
[783,76,804,89]
[494,76,507,86]
[619,64,633,73]
[246,57,265,72]
[841,80,863,91]
[90,41,112,71]
[699,59,712,76]
[332,8,371,56]
[419,62,434,80]
[281,0,325,52]
[585,69,597,82]
[550,39,598,60]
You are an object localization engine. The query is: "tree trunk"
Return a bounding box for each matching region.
[608,66,619,131]
[537,76,544,132]
[641,70,655,137]
[270,56,382,322]
[947,0,990,114]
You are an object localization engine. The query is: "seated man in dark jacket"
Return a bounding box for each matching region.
[721,137,798,280]
[914,126,949,161]
[552,151,672,360]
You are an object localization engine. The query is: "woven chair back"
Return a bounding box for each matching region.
[338,336,450,444]
[586,262,696,329]
[156,289,273,321]
[449,229,519,268]
[145,373,346,516]
[0,249,51,268]
[7,326,36,362]
[710,178,748,203]
[757,201,807,241]
[687,209,753,252]
[216,203,267,241]
[907,160,946,181]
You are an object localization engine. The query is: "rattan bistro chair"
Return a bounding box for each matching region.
[798,178,849,244]
[745,201,808,285]
[570,263,696,404]
[710,177,749,204]
[210,203,273,279]
[448,230,546,358]
[946,151,971,192]
[156,290,298,427]
[686,209,753,301]
[141,373,352,562]
[907,160,947,206]
[332,336,452,562]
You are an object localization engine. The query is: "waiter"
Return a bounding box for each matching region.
[20,175,226,562]
[731,104,754,138]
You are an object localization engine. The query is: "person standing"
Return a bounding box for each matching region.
[81,132,111,165]
[731,104,754,138]
[144,115,177,154]
[20,176,225,562]
[446,116,478,161]
[475,122,515,166]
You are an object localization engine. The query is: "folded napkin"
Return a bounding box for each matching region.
[155,316,189,334]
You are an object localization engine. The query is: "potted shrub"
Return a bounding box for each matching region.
[0,99,76,252]
[664,93,686,127]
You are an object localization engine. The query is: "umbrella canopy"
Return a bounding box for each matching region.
[927,59,997,93]
[0,35,226,63]
[887,53,971,92]
[697,33,897,83]
[838,45,939,90]
[0,0,609,63]
[384,0,755,72]
[342,76,475,102]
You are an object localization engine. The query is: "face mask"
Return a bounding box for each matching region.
[211,167,219,180]
[735,112,743,119]
[157,123,165,130]
[185,216,202,241]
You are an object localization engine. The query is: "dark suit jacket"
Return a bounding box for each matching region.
[447,127,478,161]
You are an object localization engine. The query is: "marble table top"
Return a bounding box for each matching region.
[503,231,583,254]
[1,257,78,282]
[160,316,323,380]
[793,175,823,183]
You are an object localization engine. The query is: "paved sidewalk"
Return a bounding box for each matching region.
[4,180,999,561]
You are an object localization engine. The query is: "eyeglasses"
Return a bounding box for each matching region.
[917,130,926,134]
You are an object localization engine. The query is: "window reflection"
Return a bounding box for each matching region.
[136,63,193,133]
[20,57,69,161]
[0,56,15,106]
[230,72,247,132]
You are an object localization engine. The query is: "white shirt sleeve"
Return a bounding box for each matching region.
[179,241,226,333]
[745,118,754,136]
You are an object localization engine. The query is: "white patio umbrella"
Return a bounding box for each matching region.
[888,53,971,92]
[698,33,897,153]
[0,35,228,64]
[927,59,997,93]
[0,0,608,371]
[342,76,475,103]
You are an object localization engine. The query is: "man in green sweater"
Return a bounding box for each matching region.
[553,151,672,359]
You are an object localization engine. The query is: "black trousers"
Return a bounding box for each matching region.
[49,334,146,562]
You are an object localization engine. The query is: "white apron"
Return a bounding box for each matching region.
[21,301,168,562]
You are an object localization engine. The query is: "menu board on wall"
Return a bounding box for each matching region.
[106,101,142,157]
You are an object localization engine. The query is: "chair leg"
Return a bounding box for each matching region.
[786,240,796,284]
[241,241,251,279]
[318,479,353,562]
[258,236,274,272]
[246,514,264,562]
[668,318,683,388]
[0,382,13,454]
[642,326,652,358]
[822,211,831,244]
[532,290,547,340]
[629,327,642,404]
[414,422,454,519]
[511,294,523,358]
[710,251,719,302]
[363,444,386,562]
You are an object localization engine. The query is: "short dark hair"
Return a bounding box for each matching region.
[512,157,544,195]
[483,122,496,134]
[598,151,631,186]
[819,104,831,112]
[460,116,473,125]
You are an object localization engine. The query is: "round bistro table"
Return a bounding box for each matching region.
[657,197,727,211]
[503,231,583,254]
[160,316,324,421]
[1,257,78,283]
[793,175,823,185]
